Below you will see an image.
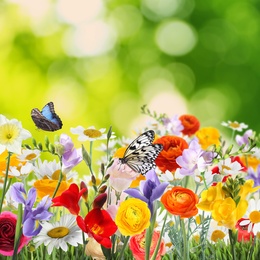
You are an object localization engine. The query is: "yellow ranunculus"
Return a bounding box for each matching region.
[195,127,220,149]
[211,197,248,230]
[33,179,70,199]
[196,183,225,211]
[115,198,150,236]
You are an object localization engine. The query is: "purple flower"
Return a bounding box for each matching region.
[176,138,215,176]
[124,169,169,215]
[162,115,184,135]
[59,134,82,173]
[236,129,253,147]
[247,165,260,187]
[10,183,53,237]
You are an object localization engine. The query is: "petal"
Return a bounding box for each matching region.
[150,182,169,202]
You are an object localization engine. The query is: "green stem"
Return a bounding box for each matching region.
[52,157,63,199]
[150,213,168,260]
[12,203,23,260]
[118,236,130,260]
[0,152,12,213]
[228,229,237,260]
[180,218,189,260]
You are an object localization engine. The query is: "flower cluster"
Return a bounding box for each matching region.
[1,108,260,259]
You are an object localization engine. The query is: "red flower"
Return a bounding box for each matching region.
[236,218,254,242]
[179,114,200,136]
[52,183,87,215]
[0,211,30,256]
[154,136,188,172]
[76,208,117,248]
[231,156,247,172]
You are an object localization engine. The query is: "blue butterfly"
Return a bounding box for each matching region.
[31,102,63,131]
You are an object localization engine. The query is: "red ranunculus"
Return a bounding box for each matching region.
[0,211,30,256]
[179,114,200,136]
[76,208,117,248]
[154,136,188,173]
[52,183,87,215]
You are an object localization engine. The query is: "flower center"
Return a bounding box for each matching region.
[0,123,20,144]
[52,169,66,180]
[91,223,104,235]
[229,122,240,129]
[47,226,69,238]
[25,153,37,160]
[83,129,102,138]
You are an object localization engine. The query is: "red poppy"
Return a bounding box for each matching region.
[52,183,87,215]
[77,208,117,248]
[154,135,188,173]
[179,114,200,136]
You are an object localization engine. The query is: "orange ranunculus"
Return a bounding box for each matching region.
[33,179,70,199]
[161,186,199,218]
[154,136,188,173]
[179,114,200,136]
[240,155,260,170]
[129,230,166,260]
[195,127,220,150]
[0,150,21,176]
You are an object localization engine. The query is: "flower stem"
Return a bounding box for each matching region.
[0,151,12,213]
[52,158,63,199]
[180,218,189,260]
[12,203,23,260]
[118,236,130,260]
[228,229,237,260]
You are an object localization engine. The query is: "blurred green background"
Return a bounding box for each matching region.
[1,0,260,142]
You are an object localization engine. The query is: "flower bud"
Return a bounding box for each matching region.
[80,181,88,202]
[93,193,107,209]
[98,185,107,194]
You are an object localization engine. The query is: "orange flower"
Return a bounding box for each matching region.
[179,114,200,136]
[154,136,188,173]
[0,150,21,177]
[129,230,166,260]
[161,186,199,218]
[33,179,70,199]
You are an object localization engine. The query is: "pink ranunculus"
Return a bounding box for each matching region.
[129,230,166,260]
[106,158,140,192]
[0,211,31,256]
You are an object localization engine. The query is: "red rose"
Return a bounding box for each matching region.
[154,136,188,172]
[0,211,30,256]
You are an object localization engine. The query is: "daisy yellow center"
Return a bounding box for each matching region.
[222,165,231,171]
[0,123,20,144]
[47,226,69,238]
[249,211,260,223]
[52,169,66,181]
[25,153,37,160]
[229,122,240,128]
[83,129,102,138]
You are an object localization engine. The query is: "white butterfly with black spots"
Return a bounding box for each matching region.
[118,130,163,175]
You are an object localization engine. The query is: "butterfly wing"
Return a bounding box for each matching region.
[120,130,163,175]
[31,102,63,131]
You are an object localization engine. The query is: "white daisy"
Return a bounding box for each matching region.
[0,115,31,154]
[18,149,41,162]
[221,120,248,132]
[217,157,242,175]
[33,214,83,255]
[71,126,112,141]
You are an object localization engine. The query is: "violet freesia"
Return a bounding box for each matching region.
[176,138,215,176]
[59,134,82,173]
[10,183,52,237]
[162,115,184,135]
[124,169,168,215]
[247,165,260,187]
[235,129,253,148]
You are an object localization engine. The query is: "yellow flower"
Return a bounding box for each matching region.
[195,127,220,149]
[115,198,150,236]
[240,155,260,170]
[33,179,70,199]
[0,150,21,177]
[129,174,146,188]
[211,197,248,229]
[211,230,226,242]
[239,180,260,200]
[196,183,225,211]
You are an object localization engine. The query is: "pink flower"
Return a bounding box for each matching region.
[106,158,140,192]
[129,230,166,260]
[0,211,30,256]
